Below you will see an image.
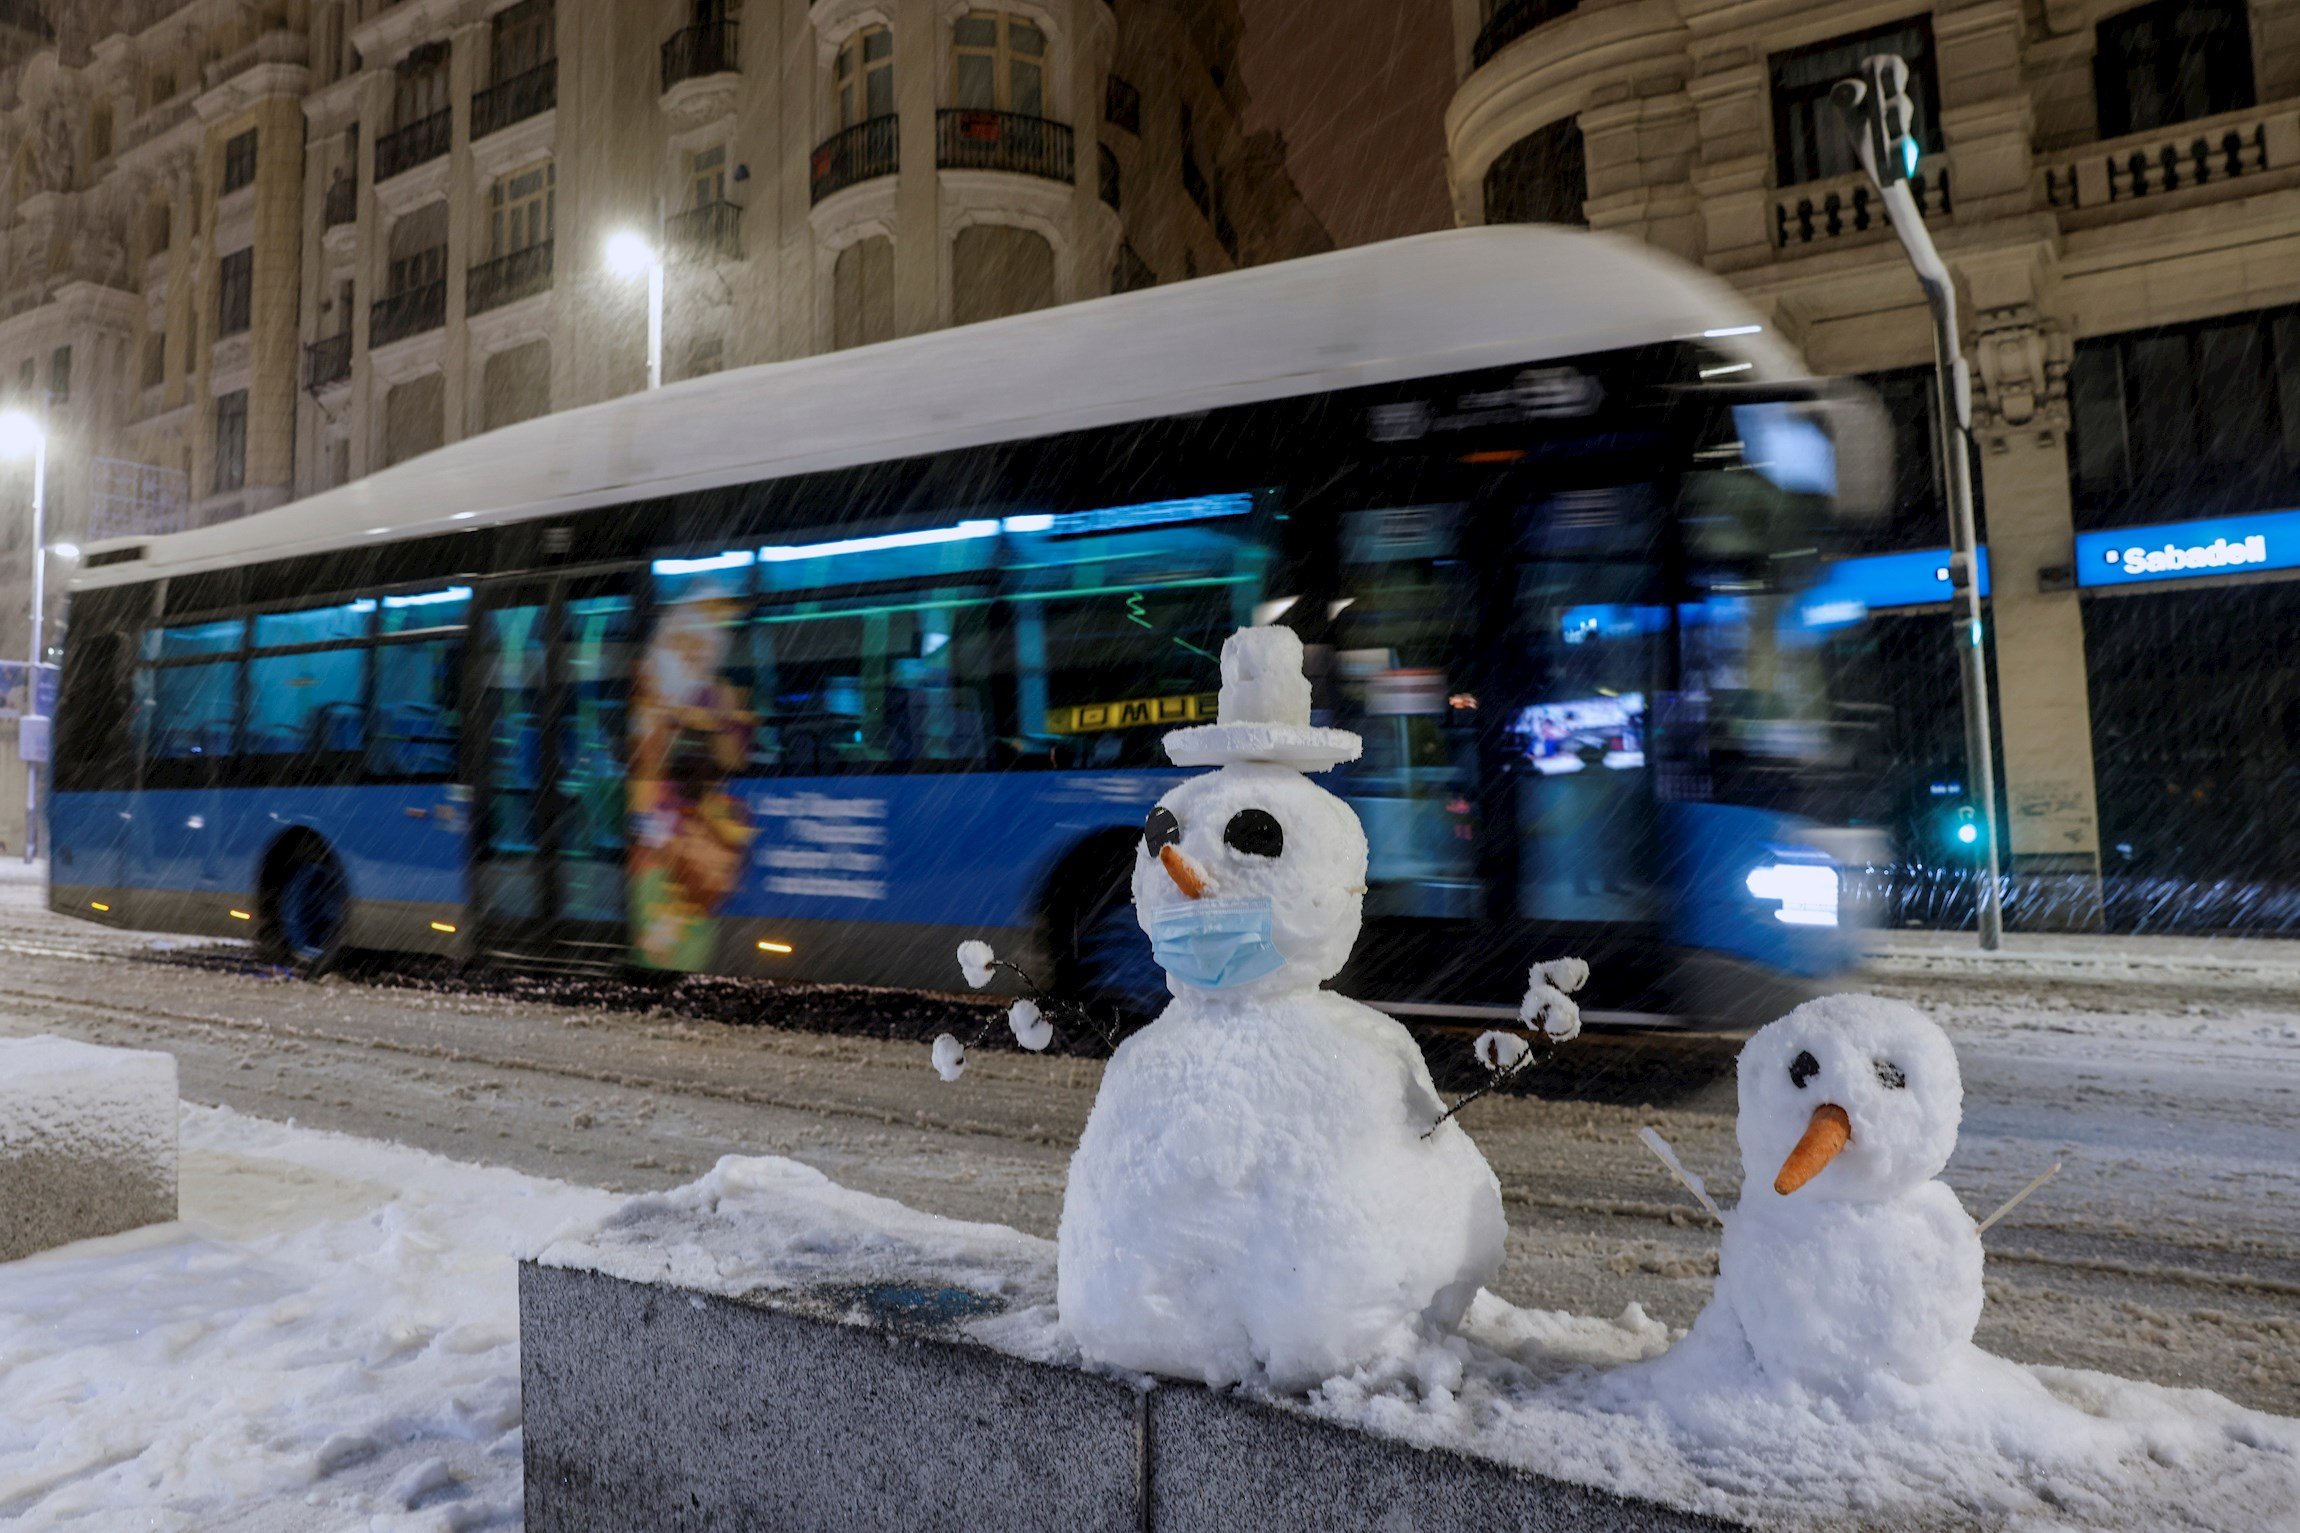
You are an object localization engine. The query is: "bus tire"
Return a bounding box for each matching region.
[259,837,350,979]
[1048,838,1167,1025]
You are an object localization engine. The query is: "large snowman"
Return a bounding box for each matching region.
[1698,993,1984,1392]
[1056,626,1510,1390]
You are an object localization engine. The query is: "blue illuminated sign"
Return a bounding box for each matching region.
[2075,508,2300,589]
[1795,547,1991,629]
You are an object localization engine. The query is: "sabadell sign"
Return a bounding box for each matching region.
[2075,510,2300,589]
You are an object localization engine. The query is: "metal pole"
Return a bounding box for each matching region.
[23,429,44,864]
[1881,179,2003,948]
[645,259,664,391]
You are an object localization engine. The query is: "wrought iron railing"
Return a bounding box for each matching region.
[665,201,743,263]
[371,278,445,345]
[375,109,449,180]
[1471,0,1578,69]
[936,109,1074,184]
[472,58,557,139]
[661,20,738,93]
[811,117,899,204]
[468,242,554,313]
[305,332,352,390]
[323,177,357,227]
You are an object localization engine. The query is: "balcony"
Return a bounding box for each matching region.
[2040,102,2300,216]
[375,109,450,181]
[468,242,554,314]
[473,59,557,140]
[661,20,738,93]
[937,110,1074,185]
[812,117,899,204]
[1772,165,1951,252]
[664,201,743,263]
[371,279,445,346]
[1471,0,1578,70]
[323,177,357,228]
[201,29,307,90]
[306,332,352,390]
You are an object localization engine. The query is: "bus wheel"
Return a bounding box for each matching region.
[1051,844,1167,1025]
[262,842,349,978]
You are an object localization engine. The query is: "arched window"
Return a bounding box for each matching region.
[836,25,894,127]
[952,224,1052,324]
[1482,118,1585,226]
[952,11,1045,115]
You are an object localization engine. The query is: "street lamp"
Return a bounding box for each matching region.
[605,229,664,391]
[0,406,47,865]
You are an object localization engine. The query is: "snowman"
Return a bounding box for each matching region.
[1699,993,1983,1393]
[1054,626,1518,1391]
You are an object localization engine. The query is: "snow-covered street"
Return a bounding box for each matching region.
[3,870,2295,1438]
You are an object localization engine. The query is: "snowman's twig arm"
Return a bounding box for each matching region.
[1421,1054,1533,1139]
[1975,1160,2062,1236]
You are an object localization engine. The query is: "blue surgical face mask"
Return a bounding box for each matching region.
[1148,897,1286,990]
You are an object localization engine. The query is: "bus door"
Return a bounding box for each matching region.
[468,574,635,961]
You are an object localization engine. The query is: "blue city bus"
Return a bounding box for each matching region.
[49,228,1887,1027]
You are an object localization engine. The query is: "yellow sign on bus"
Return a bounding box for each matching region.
[1046,691,1218,735]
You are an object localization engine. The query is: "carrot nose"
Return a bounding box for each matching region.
[1160,845,1208,899]
[1774,1103,1852,1195]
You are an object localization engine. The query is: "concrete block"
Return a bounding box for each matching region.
[0,1035,177,1262]
[1148,1383,1728,1533]
[521,1261,1731,1533]
[520,1263,1143,1533]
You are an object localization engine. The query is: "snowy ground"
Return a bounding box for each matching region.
[0,1103,616,1530]
[2,873,2298,1518]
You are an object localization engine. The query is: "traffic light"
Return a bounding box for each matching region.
[1829,54,1921,187]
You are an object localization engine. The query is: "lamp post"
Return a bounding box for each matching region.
[0,408,48,864]
[606,230,664,391]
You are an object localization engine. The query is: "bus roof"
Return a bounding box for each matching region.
[75,225,1801,591]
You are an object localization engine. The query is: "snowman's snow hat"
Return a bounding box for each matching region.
[1164,626,1361,772]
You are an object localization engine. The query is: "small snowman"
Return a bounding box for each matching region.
[1702,993,1983,1392]
[1055,626,1515,1391]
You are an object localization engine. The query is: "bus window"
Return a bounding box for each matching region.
[1332,504,1480,919]
[369,639,462,779]
[750,593,996,772]
[253,598,374,649]
[137,659,238,759]
[143,616,242,660]
[1510,485,1666,924]
[247,647,367,756]
[1008,520,1267,769]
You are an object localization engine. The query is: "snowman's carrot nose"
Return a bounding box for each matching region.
[1160,845,1208,899]
[1774,1103,1852,1195]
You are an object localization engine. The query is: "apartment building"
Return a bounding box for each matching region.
[0,0,1326,851]
[1450,0,2300,928]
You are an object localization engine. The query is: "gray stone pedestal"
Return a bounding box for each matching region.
[0,1035,178,1263]
[521,1262,1728,1533]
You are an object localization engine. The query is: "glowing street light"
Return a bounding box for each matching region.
[605,230,664,391]
[0,406,48,864]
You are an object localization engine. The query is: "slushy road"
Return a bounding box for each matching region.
[4,871,2294,1414]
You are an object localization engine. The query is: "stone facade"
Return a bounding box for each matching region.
[1449,0,2300,923]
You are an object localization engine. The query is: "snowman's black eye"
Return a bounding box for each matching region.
[1874,1060,1907,1089]
[1223,808,1284,858]
[1145,806,1181,853]
[1790,1050,1820,1089]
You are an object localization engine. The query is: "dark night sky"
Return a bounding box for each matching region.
[1237,0,1458,248]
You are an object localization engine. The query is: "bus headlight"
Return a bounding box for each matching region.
[1745,861,1840,927]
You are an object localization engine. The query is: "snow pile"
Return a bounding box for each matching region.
[0,1035,177,1221]
[0,1105,618,1531]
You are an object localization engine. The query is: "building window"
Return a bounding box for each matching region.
[836,25,894,127]
[686,142,727,209]
[221,129,257,194]
[90,105,112,162]
[1180,101,1210,217]
[1770,17,1941,187]
[1105,74,1140,134]
[147,200,171,258]
[488,160,555,256]
[148,67,176,107]
[2094,0,2254,140]
[48,345,69,405]
[1111,242,1154,294]
[491,0,556,79]
[217,247,254,337]
[833,235,895,350]
[2069,306,2300,527]
[396,43,450,125]
[213,390,248,494]
[143,333,166,389]
[1483,117,1586,225]
[952,11,1045,115]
